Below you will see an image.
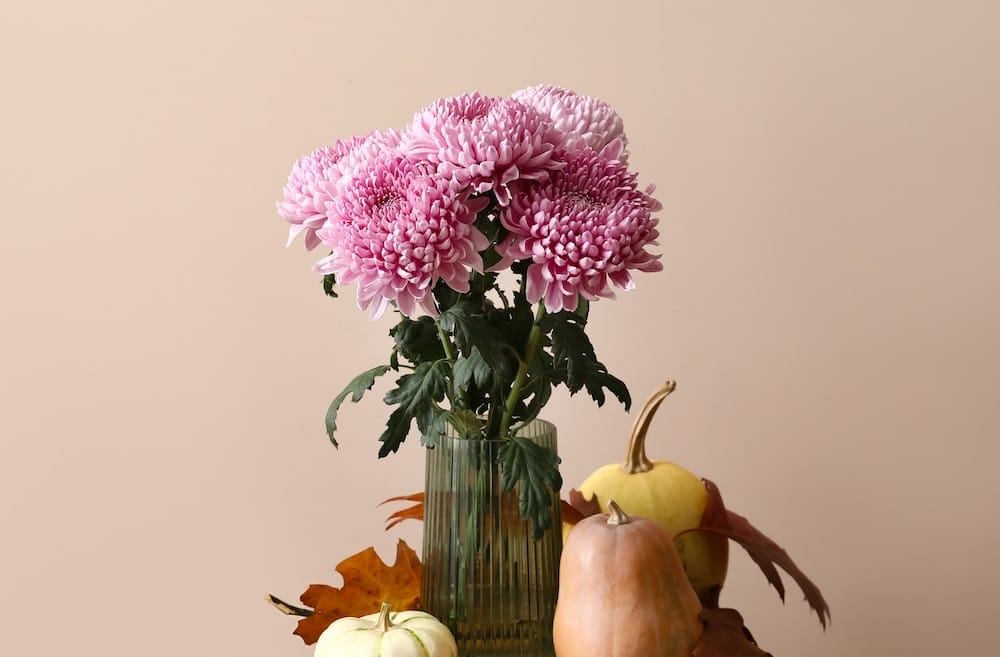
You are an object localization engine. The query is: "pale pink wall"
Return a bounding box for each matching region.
[2,1,998,655]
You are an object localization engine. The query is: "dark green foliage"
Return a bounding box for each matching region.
[324,365,391,447]
[438,300,516,382]
[497,436,563,538]
[543,310,632,411]
[320,203,635,535]
[322,273,338,298]
[378,361,449,456]
[390,316,446,363]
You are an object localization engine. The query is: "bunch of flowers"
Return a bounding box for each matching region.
[278,85,663,532]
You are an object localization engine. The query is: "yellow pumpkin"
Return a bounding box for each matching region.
[576,381,729,602]
[314,603,456,657]
[553,500,704,657]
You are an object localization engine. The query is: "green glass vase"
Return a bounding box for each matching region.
[421,420,561,657]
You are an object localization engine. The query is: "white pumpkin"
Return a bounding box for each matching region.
[314,603,457,657]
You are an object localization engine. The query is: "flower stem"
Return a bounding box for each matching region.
[437,323,456,363]
[498,305,546,438]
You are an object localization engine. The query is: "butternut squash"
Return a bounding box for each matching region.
[553,501,704,657]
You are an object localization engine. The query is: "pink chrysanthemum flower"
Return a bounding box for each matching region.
[402,93,564,206]
[277,131,402,250]
[496,142,662,313]
[314,155,490,319]
[512,84,628,161]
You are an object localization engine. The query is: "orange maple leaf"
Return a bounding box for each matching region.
[292,539,422,645]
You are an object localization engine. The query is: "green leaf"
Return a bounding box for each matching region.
[544,313,595,393]
[499,291,535,355]
[438,301,515,381]
[322,273,338,298]
[390,316,446,364]
[378,361,448,456]
[474,201,501,241]
[517,351,555,426]
[446,409,484,439]
[583,362,632,410]
[417,405,450,448]
[543,311,631,411]
[431,280,463,313]
[497,436,563,538]
[452,347,492,396]
[324,365,391,447]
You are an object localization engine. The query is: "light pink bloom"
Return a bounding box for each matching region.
[277,131,402,250]
[512,84,628,161]
[402,93,564,206]
[314,155,489,319]
[496,142,662,313]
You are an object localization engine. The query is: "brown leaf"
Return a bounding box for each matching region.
[292,539,422,645]
[380,492,425,530]
[693,608,773,657]
[684,479,831,628]
[562,488,602,525]
[382,490,591,529]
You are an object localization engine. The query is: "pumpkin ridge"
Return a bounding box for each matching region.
[399,627,431,657]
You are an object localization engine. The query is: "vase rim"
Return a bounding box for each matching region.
[434,417,557,443]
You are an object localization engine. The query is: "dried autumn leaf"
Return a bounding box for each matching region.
[292,539,422,645]
[380,492,425,530]
[381,491,591,529]
[693,608,773,657]
[562,487,602,525]
[682,479,831,628]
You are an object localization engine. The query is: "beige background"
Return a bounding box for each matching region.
[2,1,998,655]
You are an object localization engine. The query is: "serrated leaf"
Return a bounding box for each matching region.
[544,312,631,411]
[446,409,484,439]
[378,407,411,458]
[545,313,596,393]
[416,405,449,448]
[325,365,391,447]
[518,375,553,427]
[431,279,462,312]
[499,291,535,354]
[682,479,831,628]
[322,273,338,298]
[452,347,492,396]
[378,361,448,456]
[497,436,562,538]
[390,316,446,364]
[582,361,631,411]
[438,301,514,382]
[289,540,422,645]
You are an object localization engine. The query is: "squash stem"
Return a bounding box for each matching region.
[607,500,631,525]
[375,602,393,632]
[621,380,676,474]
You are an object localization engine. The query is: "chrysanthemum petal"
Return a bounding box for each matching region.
[402,93,564,206]
[512,84,629,161]
[496,147,662,312]
[313,154,487,318]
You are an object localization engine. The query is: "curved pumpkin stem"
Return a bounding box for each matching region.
[375,602,394,632]
[621,380,676,474]
[607,500,631,525]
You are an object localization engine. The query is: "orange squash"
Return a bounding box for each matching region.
[553,500,704,657]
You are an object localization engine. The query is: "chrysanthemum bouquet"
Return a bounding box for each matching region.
[278,85,663,532]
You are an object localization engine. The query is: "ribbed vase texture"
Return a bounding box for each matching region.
[421,420,561,657]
